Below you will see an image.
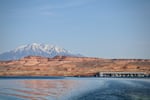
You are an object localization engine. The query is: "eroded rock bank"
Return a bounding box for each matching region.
[0,56,150,76]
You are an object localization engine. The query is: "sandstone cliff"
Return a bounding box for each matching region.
[0,56,150,76]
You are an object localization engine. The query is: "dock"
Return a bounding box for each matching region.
[97,72,149,78]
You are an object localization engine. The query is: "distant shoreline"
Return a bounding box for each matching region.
[0,56,150,77]
[0,76,149,80]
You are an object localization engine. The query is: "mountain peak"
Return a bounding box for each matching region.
[0,43,82,61]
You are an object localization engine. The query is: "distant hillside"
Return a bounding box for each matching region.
[0,56,149,76]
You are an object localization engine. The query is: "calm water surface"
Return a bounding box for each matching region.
[0,77,150,100]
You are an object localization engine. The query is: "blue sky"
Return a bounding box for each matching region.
[0,0,150,59]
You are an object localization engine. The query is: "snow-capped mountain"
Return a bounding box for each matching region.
[0,43,82,61]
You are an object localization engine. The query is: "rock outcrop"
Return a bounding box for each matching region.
[0,56,150,76]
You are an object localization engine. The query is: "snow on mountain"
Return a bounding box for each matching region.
[0,43,82,61]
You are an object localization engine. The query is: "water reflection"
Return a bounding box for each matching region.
[0,79,82,100]
[0,78,150,100]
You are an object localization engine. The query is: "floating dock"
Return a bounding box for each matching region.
[97,72,149,78]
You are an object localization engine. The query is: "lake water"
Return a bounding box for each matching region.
[0,77,150,100]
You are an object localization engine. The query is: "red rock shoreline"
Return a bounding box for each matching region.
[0,56,150,76]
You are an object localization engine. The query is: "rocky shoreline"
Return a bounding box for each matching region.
[0,56,150,76]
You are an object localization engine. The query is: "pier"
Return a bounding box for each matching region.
[97,72,149,78]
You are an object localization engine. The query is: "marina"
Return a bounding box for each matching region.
[97,72,150,78]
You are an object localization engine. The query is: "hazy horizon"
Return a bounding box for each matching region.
[0,0,150,59]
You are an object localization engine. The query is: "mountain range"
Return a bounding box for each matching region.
[0,43,82,61]
[0,43,150,76]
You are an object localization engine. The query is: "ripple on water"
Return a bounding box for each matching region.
[0,78,150,100]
